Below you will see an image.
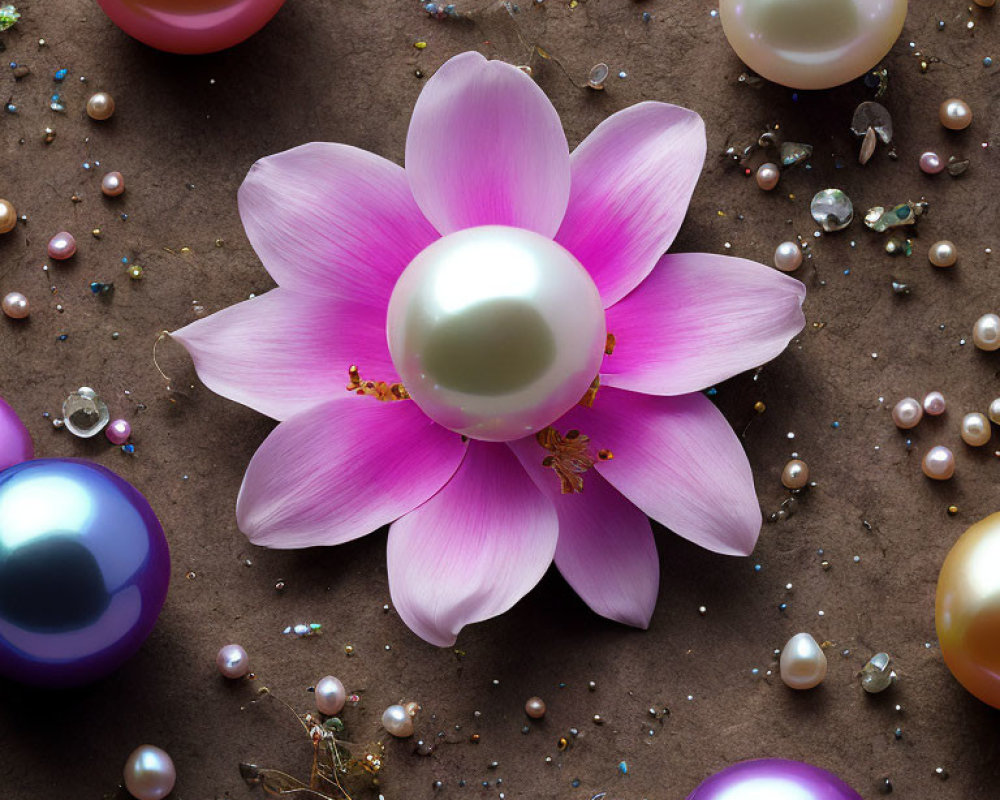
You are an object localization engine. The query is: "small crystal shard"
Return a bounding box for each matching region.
[587,63,609,90]
[861,652,896,693]
[864,201,925,232]
[62,387,109,438]
[859,127,878,165]
[885,234,912,256]
[947,156,970,176]
[811,189,853,232]
[891,279,911,295]
[851,101,893,143]
[780,141,813,167]
[0,5,20,31]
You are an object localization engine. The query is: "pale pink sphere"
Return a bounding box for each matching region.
[924,391,947,416]
[123,745,176,800]
[2,291,29,319]
[315,675,347,716]
[47,231,76,260]
[106,418,132,445]
[919,151,944,174]
[891,397,922,430]
[216,644,249,679]
[96,0,286,55]
[922,445,955,480]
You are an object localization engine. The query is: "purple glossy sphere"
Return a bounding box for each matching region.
[0,459,169,686]
[0,397,33,472]
[687,759,863,800]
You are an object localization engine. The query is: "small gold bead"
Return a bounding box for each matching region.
[754,401,766,414]
[948,505,959,516]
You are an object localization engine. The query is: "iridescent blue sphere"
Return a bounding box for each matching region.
[0,459,169,686]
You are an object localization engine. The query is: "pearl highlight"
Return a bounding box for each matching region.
[779,632,827,690]
[123,745,176,800]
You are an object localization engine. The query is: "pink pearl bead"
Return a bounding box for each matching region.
[47,231,77,260]
[96,0,286,55]
[891,397,923,429]
[922,445,955,480]
[102,171,125,197]
[123,745,176,800]
[106,418,132,445]
[919,151,944,174]
[315,675,347,716]
[2,291,29,319]
[923,391,947,416]
[216,644,249,679]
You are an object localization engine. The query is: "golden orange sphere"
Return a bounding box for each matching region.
[936,512,1000,708]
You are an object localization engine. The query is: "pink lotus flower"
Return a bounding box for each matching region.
[173,52,805,646]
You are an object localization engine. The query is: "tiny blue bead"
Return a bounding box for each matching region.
[706,387,718,396]
[831,421,841,428]
[54,68,68,81]
[985,57,993,67]
[122,444,136,454]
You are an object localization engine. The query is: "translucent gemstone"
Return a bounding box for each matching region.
[62,387,110,438]
[780,141,813,167]
[588,62,609,90]
[865,202,924,232]
[851,101,893,143]
[810,189,854,232]
[860,652,896,693]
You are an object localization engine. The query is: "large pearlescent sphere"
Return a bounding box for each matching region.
[386,226,606,442]
[686,759,863,800]
[96,0,286,55]
[719,0,908,90]
[936,512,1000,709]
[123,744,176,800]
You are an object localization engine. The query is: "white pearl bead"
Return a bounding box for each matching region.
[719,0,907,90]
[779,632,827,690]
[382,704,415,738]
[773,241,802,272]
[2,291,29,319]
[123,745,176,800]
[961,412,991,447]
[989,398,1000,425]
[386,226,606,442]
[315,675,347,716]
[928,240,957,268]
[216,644,249,679]
[972,313,1000,351]
[922,445,955,480]
[892,397,923,429]
[756,162,780,191]
[923,391,947,416]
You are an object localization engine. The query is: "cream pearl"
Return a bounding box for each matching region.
[215,644,249,679]
[525,696,547,719]
[919,151,944,174]
[923,391,947,416]
[972,313,1000,351]
[315,675,347,716]
[781,459,809,489]
[773,241,802,272]
[755,162,780,191]
[891,397,923,429]
[47,231,77,260]
[123,745,176,800]
[87,91,116,120]
[386,226,606,442]
[940,98,972,131]
[960,412,991,447]
[719,0,907,90]
[102,171,125,197]
[779,632,827,690]
[2,291,29,319]
[382,704,415,738]
[922,445,955,480]
[973,0,996,6]
[0,198,16,234]
[928,240,958,268]
[989,398,1000,425]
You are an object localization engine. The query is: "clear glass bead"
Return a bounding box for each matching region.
[811,189,854,232]
[61,386,109,438]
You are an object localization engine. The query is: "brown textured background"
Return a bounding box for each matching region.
[1,1,999,798]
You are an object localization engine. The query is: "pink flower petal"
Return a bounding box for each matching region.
[557,387,760,556]
[387,441,558,646]
[237,399,466,548]
[556,102,707,307]
[239,143,438,304]
[173,288,397,421]
[510,437,658,628]
[0,396,33,472]
[602,253,806,395]
[405,51,570,237]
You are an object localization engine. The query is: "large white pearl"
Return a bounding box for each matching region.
[779,632,827,689]
[972,313,1000,351]
[381,703,415,738]
[123,745,176,800]
[719,0,908,90]
[386,226,606,442]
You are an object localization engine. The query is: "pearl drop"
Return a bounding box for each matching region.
[939,98,972,130]
[216,643,249,679]
[773,241,802,272]
[525,696,547,719]
[47,231,77,260]
[123,745,176,800]
[972,313,1000,351]
[755,162,780,191]
[779,632,827,690]
[315,675,347,716]
[106,418,132,445]
[382,704,415,738]
[719,0,907,90]
[923,391,947,416]
[102,171,125,197]
[960,412,991,447]
[2,291,29,320]
[781,459,809,489]
[988,398,1000,425]
[891,397,923,430]
[0,198,16,234]
[928,240,958,268]
[919,151,945,174]
[922,446,955,480]
[87,91,116,121]
[386,226,606,441]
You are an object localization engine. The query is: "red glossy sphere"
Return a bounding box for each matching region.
[96,0,286,55]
